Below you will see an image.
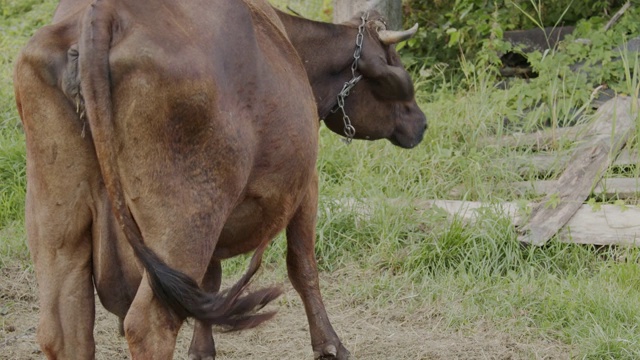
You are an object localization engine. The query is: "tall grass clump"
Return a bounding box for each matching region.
[1,0,57,265]
[0,130,26,227]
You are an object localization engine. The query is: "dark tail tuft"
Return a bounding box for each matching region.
[132,230,282,329]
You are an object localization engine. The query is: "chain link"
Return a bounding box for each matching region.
[334,12,368,144]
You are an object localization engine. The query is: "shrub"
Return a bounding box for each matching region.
[401,1,630,77]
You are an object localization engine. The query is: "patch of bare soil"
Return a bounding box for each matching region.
[1,262,571,359]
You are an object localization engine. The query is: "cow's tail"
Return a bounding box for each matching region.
[78,0,281,330]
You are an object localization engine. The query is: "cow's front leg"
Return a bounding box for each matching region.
[188,260,222,360]
[286,177,351,360]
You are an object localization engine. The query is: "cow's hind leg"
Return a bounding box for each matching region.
[27,193,95,360]
[122,215,216,359]
[17,52,97,358]
[124,273,183,359]
[286,177,351,360]
[189,260,222,360]
[123,217,280,359]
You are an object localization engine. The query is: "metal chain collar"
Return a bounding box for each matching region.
[334,12,368,144]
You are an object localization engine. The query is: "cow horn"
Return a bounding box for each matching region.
[377,23,419,45]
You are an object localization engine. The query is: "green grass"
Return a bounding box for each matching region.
[0,0,55,265]
[2,0,640,358]
[0,128,25,227]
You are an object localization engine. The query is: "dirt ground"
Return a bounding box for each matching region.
[1,262,572,360]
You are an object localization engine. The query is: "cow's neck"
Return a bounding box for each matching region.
[276,10,360,120]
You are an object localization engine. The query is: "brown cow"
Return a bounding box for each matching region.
[13,0,425,359]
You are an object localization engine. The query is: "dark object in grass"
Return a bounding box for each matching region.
[500,26,575,79]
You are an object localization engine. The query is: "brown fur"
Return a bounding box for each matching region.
[13,0,425,359]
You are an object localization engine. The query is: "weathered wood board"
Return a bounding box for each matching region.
[513,177,640,200]
[414,200,522,223]
[422,200,640,246]
[517,96,638,245]
[332,198,640,246]
[514,147,638,177]
[559,203,640,246]
[477,124,587,151]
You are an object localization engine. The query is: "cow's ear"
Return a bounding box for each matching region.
[360,58,414,101]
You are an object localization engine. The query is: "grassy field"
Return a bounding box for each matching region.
[2,0,640,359]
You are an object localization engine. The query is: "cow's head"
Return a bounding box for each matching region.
[322,11,427,149]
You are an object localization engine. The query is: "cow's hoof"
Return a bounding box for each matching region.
[314,343,352,360]
[188,354,214,360]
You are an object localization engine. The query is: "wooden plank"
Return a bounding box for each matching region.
[514,147,637,177]
[597,177,640,198]
[614,147,639,167]
[414,200,523,223]
[477,125,586,151]
[518,96,638,245]
[559,203,640,246]
[423,200,640,247]
[511,180,561,197]
[512,177,640,199]
[510,151,570,177]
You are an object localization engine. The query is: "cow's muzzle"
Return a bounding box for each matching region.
[389,113,427,149]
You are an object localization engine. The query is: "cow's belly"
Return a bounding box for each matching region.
[92,189,142,320]
[93,160,313,314]
[213,195,292,259]
[92,190,304,319]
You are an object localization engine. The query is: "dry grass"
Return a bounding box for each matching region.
[0,260,573,360]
